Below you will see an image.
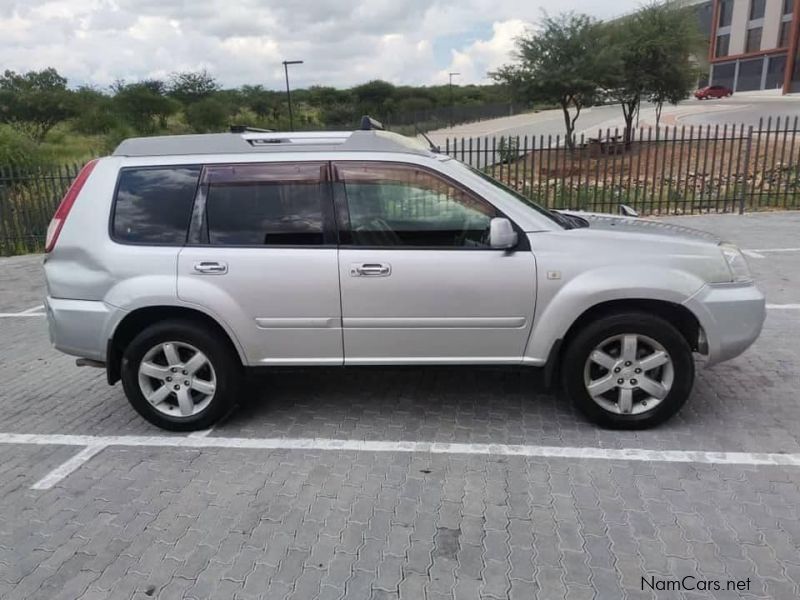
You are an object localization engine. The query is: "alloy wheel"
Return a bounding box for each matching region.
[583,333,674,415]
[137,341,217,417]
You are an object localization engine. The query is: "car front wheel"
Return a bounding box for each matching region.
[561,312,694,429]
[120,319,241,431]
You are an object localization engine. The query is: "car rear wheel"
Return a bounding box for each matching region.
[121,319,241,431]
[561,312,694,429]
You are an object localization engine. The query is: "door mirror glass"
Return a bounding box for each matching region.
[489,217,518,249]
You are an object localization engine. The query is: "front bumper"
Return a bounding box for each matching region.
[683,282,766,366]
[45,297,117,362]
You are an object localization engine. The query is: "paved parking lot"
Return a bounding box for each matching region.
[1,211,800,599]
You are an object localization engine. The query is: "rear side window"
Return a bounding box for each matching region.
[112,167,201,244]
[204,162,328,246]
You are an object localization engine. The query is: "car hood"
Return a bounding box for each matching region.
[559,211,721,245]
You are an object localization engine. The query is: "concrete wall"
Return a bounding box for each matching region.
[728,0,751,54]
[762,0,786,49]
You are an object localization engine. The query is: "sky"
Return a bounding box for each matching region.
[0,0,645,90]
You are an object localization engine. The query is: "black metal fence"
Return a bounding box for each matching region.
[443,115,800,215]
[0,163,80,256]
[1,116,799,256]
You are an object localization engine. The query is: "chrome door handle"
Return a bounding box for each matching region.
[350,263,391,277]
[193,261,228,275]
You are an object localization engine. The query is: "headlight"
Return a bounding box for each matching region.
[719,243,752,283]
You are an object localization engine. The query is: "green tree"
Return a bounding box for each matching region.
[240,85,278,119]
[351,80,396,118]
[112,80,178,134]
[185,96,230,133]
[71,86,117,135]
[491,13,615,150]
[607,2,702,139]
[168,69,220,105]
[0,68,76,142]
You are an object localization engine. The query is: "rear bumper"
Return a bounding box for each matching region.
[683,282,766,366]
[45,297,118,362]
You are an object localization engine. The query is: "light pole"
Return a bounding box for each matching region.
[282,60,303,131]
[448,72,460,127]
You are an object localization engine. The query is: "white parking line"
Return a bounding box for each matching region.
[21,304,45,313]
[0,313,46,318]
[6,431,800,490]
[750,247,800,253]
[30,444,107,490]
[767,304,800,310]
[743,247,800,259]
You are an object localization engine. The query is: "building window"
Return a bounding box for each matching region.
[719,0,733,27]
[750,0,766,20]
[780,20,793,47]
[745,27,763,53]
[716,33,731,57]
[718,0,733,27]
[784,0,794,15]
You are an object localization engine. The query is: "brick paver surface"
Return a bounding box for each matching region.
[1,211,799,599]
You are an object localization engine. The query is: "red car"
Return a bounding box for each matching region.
[695,85,733,99]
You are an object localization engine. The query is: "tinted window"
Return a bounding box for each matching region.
[785,0,794,15]
[716,34,730,57]
[113,167,200,244]
[336,163,497,247]
[745,27,762,53]
[719,0,733,27]
[780,20,792,47]
[750,0,765,20]
[205,163,327,246]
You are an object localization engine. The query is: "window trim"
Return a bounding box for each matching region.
[109,164,203,247]
[331,160,530,251]
[187,161,338,249]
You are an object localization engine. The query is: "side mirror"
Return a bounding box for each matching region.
[489,217,518,250]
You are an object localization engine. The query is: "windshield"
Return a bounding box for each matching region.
[460,163,566,228]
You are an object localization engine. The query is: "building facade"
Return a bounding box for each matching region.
[709,0,800,93]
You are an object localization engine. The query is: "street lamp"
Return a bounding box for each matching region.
[448,72,460,127]
[282,60,304,131]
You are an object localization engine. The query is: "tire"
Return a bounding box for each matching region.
[560,311,694,429]
[120,319,241,431]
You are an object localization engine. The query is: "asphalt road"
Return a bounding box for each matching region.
[427,94,800,145]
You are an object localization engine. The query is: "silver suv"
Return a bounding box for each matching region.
[43,125,766,431]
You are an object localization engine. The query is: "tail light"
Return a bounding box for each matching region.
[45,159,99,253]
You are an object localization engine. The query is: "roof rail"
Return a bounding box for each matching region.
[359,115,384,131]
[229,125,273,133]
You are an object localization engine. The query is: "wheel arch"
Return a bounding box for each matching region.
[541,298,702,388]
[107,305,246,385]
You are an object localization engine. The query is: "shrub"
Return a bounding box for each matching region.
[0,126,46,167]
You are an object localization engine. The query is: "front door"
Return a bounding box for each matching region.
[333,161,536,364]
[178,161,343,365]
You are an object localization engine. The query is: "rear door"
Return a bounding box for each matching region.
[333,160,536,365]
[177,161,343,365]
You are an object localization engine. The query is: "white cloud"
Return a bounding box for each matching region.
[0,0,643,89]
[435,19,527,85]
